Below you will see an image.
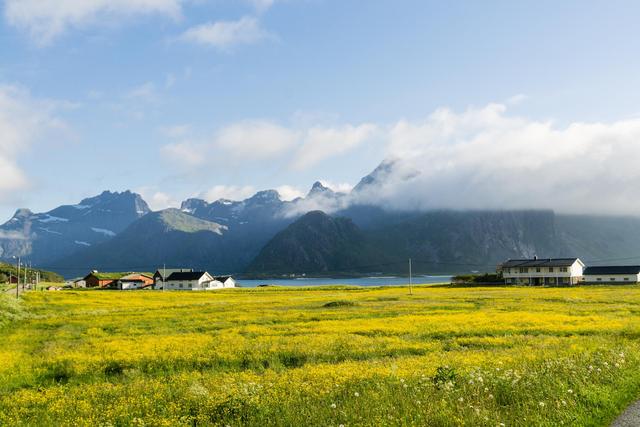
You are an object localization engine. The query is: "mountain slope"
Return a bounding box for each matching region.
[50,209,227,276]
[246,209,574,276]
[246,211,380,275]
[0,191,150,265]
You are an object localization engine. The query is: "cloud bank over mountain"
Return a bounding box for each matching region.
[358,103,640,215]
[272,103,640,216]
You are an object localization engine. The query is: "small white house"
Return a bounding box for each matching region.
[163,271,214,290]
[500,257,585,286]
[215,276,237,288]
[582,266,640,284]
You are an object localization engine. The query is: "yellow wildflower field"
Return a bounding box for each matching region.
[1,285,640,426]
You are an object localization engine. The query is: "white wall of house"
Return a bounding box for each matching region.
[120,281,145,290]
[221,278,236,288]
[165,273,215,290]
[502,260,584,285]
[583,274,640,283]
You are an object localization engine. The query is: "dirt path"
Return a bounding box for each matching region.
[611,400,640,426]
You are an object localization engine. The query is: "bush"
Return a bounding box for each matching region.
[322,300,355,308]
[432,365,457,386]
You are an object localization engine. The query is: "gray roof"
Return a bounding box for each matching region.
[154,268,193,280]
[215,276,232,282]
[584,266,640,275]
[501,258,580,268]
[166,271,208,281]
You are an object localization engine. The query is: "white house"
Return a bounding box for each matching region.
[153,268,193,290]
[582,266,640,284]
[500,257,585,286]
[163,271,214,290]
[214,276,237,288]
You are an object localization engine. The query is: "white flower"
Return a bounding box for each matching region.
[567,389,573,394]
[339,425,344,427]
[561,400,567,406]
[458,397,464,402]
[330,403,337,409]
[403,384,408,388]
[539,401,545,407]
[488,394,494,399]
[354,392,360,397]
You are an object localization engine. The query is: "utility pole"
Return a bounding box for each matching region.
[163,263,166,292]
[23,262,27,290]
[409,258,413,296]
[14,256,20,299]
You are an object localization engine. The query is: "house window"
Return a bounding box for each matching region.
[549,267,554,273]
[611,278,616,281]
[597,278,602,281]
[179,283,183,288]
[624,278,629,281]
[519,267,527,273]
[560,267,568,272]
[536,267,541,272]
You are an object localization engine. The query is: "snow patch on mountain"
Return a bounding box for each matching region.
[38,215,69,223]
[91,227,116,237]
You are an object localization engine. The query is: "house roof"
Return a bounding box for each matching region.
[84,272,128,281]
[120,273,153,280]
[166,271,209,281]
[154,268,193,279]
[215,276,232,282]
[501,258,582,268]
[584,266,640,275]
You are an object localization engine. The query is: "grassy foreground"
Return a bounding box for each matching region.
[1,286,640,426]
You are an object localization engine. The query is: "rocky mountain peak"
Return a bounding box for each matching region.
[307,181,334,198]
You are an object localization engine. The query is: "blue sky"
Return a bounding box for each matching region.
[2,1,640,220]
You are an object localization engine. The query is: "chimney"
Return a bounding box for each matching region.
[533,255,538,260]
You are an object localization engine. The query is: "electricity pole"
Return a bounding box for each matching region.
[163,263,166,292]
[409,258,413,296]
[13,256,20,299]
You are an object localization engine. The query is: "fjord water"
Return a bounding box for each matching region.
[237,275,452,287]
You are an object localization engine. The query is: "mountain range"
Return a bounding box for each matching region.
[2,162,640,278]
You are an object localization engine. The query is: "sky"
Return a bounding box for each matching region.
[2,1,640,220]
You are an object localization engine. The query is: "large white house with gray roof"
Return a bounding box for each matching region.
[500,257,585,286]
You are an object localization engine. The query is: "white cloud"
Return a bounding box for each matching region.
[0,85,68,201]
[179,16,271,49]
[276,185,303,201]
[215,120,298,160]
[203,185,256,202]
[292,124,378,170]
[135,188,179,211]
[0,230,29,240]
[4,0,184,45]
[354,103,640,215]
[319,180,353,193]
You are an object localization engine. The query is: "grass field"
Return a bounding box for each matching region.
[1,285,640,426]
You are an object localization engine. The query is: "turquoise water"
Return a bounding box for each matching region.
[237,276,452,287]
